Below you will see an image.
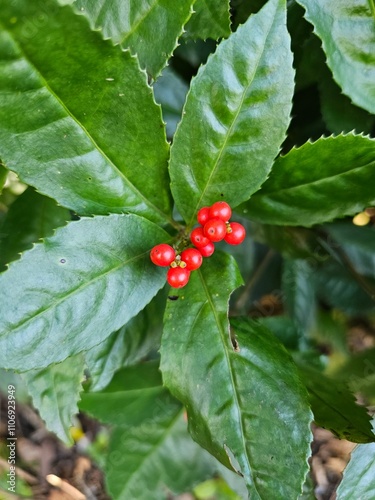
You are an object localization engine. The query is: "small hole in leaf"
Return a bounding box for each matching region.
[60,258,66,264]
[87,177,92,181]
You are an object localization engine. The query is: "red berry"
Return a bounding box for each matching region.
[204,218,227,242]
[224,222,246,245]
[198,241,215,257]
[180,248,203,271]
[167,267,190,288]
[209,201,232,222]
[190,227,210,248]
[150,244,176,266]
[197,206,211,226]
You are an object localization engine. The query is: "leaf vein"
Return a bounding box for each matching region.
[190,7,277,225]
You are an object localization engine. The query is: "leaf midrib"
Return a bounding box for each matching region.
[310,387,374,440]
[2,22,172,225]
[120,0,160,45]
[255,160,375,198]
[200,0,229,32]
[189,1,278,226]
[117,408,182,497]
[198,270,259,496]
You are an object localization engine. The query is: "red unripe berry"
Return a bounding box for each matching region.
[190,227,210,248]
[224,222,246,245]
[150,244,176,266]
[198,241,215,257]
[197,206,211,226]
[167,267,190,288]
[180,248,203,271]
[204,218,227,242]
[209,201,232,222]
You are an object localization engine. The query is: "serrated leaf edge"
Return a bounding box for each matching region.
[184,0,232,41]
[296,0,375,113]
[72,0,197,81]
[21,357,85,444]
[1,16,173,226]
[171,0,294,225]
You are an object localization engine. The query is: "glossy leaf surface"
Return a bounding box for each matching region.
[0,214,168,371]
[74,0,194,79]
[85,288,166,391]
[242,134,375,226]
[80,363,216,499]
[0,0,171,224]
[298,366,374,443]
[161,254,312,499]
[337,441,375,499]
[0,188,70,269]
[185,0,231,40]
[170,0,294,225]
[22,355,84,443]
[296,0,375,114]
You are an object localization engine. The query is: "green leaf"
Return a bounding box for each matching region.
[0,0,172,225]
[0,187,70,269]
[319,67,375,135]
[296,0,375,114]
[169,0,294,225]
[242,134,375,226]
[22,355,84,444]
[85,288,167,391]
[282,259,316,345]
[0,214,169,371]
[298,365,374,444]
[254,316,299,350]
[161,255,312,499]
[73,0,194,79]
[337,440,375,499]
[80,362,216,499]
[80,361,179,426]
[325,222,375,280]
[250,223,319,259]
[313,260,375,315]
[298,473,316,500]
[153,67,189,139]
[310,311,349,356]
[331,348,375,397]
[107,415,216,499]
[185,0,231,40]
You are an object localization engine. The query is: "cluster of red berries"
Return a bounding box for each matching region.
[150,201,246,288]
